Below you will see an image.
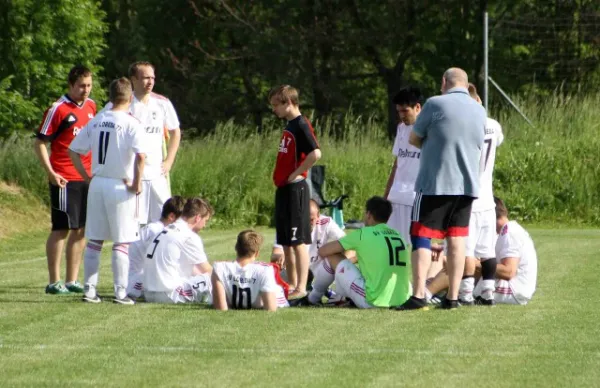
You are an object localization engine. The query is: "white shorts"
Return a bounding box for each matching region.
[334,259,373,309]
[387,203,412,243]
[138,177,171,224]
[473,279,529,305]
[145,274,212,304]
[466,209,496,258]
[85,177,140,243]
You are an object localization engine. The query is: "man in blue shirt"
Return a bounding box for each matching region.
[396,68,486,310]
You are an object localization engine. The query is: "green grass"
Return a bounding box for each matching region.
[1,226,599,387]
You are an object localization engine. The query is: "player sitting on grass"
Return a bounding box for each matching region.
[425,197,538,305]
[127,195,185,300]
[143,197,213,304]
[305,197,411,308]
[212,230,289,311]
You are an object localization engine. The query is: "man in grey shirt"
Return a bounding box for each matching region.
[395,67,486,311]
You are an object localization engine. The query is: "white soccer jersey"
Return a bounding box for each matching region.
[69,110,146,181]
[472,118,504,212]
[143,219,208,292]
[273,215,345,272]
[388,123,421,206]
[495,221,537,304]
[129,221,166,273]
[213,261,286,309]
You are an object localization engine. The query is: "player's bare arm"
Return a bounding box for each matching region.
[287,148,322,183]
[192,261,212,276]
[384,159,398,199]
[408,131,423,149]
[261,291,277,312]
[211,272,228,311]
[34,138,68,187]
[318,240,344,258]
[162,127,181,174]
[68,149,91,183]
[496,257,519,280]
[125,153,146,194]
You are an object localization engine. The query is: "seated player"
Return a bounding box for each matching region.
[143,197,213,304]
[309,196,412,308]
[212,230,289,311]
[271,199,350,299]
[127,195,185,299]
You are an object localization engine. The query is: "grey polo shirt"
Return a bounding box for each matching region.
[412,87,486,197]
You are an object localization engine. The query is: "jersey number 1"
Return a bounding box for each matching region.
[385,236,407,266]
[98,131,110,165]
[146,230,168,259]
[232,284,252,309]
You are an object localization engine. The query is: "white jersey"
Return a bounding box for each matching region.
[274,215,345,272]
[388,123,421,206]
[213,261,286,309]
[104,93,180,181]
[472,118,504,212]
[495,221,537,303]
[144,219,208,292]
[129,221,166,271]
[69,110,146,181]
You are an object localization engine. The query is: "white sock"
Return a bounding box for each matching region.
[127,271,144,298]
[308,260,335,304]
[481,279,496,300]
[459,277,475,302]
[84,241,103,297]
[112,243,130,299]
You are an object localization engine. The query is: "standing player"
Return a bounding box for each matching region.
[458,84,504,305]
[143,197,213,304]
[269,85,322,301]
[68,77,147,305]
[212,230,289,311]
[384,87,423,243]
[311,197,412,309]
[104,61,181,225]
[127,195,185,300]
[34,65,96,295]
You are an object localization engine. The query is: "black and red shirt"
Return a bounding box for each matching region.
[36,95,96,181]
[273,116,319,187]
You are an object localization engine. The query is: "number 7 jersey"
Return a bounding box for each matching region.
[472,117,504,213]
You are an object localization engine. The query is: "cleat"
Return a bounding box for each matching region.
[394,296,430,311]
[113,296,135,305]
[440,298,459,310]
[82,295,102,304]
[429,296,443,306]
[65,281,85,293]
[475,296,496,306]
[458,298,475,306]
[288,295,311,307]
[45,281,71,295]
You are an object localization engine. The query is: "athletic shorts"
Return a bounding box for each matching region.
[465,209,496,258]
[85,176,140,243]
[275,179,311,246]
[473,279,530,305]
[145,274,212,304]
[410,193,474,239]
[334,259,373,309]
[49,181,88,230]
[387,203,412,243]
[138,177,171,225]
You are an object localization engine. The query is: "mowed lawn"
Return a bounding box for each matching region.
[1,227,599,388]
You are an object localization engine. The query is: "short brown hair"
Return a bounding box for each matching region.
[182,197,214,219]
[161,195,186,219]
[109,77,132,104]
[467,83,479,99]
[268,85,299,106]
[235,230,264,257]
[495,196,508,218]
[128,61,155,78]
[68,65,92,85]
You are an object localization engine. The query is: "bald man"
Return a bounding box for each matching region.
[395,67,487,311]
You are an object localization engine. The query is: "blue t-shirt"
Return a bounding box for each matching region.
[412,87,486,197]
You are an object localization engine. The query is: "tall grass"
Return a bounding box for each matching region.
[2,95,600,227]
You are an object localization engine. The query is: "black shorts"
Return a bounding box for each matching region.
[49,181,88,231]
[410,194,474,238]
[275,179,311,246]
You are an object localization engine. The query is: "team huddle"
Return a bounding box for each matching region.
[34,63,537,310]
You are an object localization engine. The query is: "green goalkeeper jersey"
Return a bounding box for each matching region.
[339,223,411,307]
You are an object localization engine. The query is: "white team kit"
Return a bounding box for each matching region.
[143,219,211,304]
[213,261,289,309]
[69,110,147,243]
[474,221,538,304]
[387,123,421,242]
[466,117,504,258]
[127,221,165,298]
[105,93,180,224]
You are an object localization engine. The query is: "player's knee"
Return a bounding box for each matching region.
[410,236,431,251]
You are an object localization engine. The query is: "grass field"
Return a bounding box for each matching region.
[1,222,599,387]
